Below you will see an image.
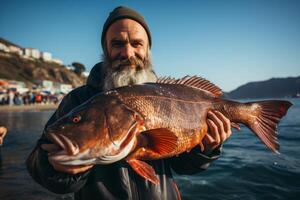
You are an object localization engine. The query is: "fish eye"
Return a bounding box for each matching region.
[72,115,81,123]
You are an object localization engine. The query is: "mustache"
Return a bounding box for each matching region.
[111,56,145,71]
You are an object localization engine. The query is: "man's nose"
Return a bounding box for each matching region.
[120,44,135,59]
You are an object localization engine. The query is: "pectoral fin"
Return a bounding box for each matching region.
[142,128,178,155]
[127,159,159,185]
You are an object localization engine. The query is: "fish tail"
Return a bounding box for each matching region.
[243,100,292,153]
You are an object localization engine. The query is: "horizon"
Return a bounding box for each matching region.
[0,0,299,92]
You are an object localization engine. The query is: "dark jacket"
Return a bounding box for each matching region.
[26,63,221,200]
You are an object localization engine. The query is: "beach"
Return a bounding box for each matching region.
[0,104,58,112]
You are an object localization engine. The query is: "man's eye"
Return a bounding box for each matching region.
[132,42,142,47]
[111,41,124,47]
[72,115,81,123]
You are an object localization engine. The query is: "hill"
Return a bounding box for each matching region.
[227,76,300,99]
[0,52,86,88]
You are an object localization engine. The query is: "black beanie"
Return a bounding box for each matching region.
[101,6,152,51]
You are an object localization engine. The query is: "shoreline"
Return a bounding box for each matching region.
[0,104,58,112]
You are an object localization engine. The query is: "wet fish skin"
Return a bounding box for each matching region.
[45,76,292,184]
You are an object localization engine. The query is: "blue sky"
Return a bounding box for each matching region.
[0,0,299,91]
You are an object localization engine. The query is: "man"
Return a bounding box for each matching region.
[0,126,7,146]
[27,6,232,200]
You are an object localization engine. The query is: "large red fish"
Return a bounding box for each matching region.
[45,76,292,184]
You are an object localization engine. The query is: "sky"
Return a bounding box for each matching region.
[0,0,299,92]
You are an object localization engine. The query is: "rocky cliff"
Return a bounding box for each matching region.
[0,52,86,88]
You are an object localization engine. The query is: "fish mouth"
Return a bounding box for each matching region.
[45,132,96,166]
[46,132,79,155]
[45,123,140,166]
[44,121,145,166]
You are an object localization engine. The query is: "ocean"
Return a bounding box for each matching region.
[0,98,299,200]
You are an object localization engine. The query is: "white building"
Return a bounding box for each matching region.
[0,38,23,56]
[9,46,22,56]
[30,48,40,59]
[1,38,66,66]
[7,80,29,94]
[42,52,52,61]
[23,48,41,59]
[23,48,31,58]
[53,82,72,94]
[36,80,54,92]
[0,43,9,52]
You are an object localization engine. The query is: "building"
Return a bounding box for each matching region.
[53,82,73,94]
[0,43,9,52]
[35,80,73,94]
[0,38,22,56]
[41,52,52,61]
[31,48,40,59]
[24,48,41,59]
[35,80,54,92]
[0,37,65,65]
[6,80,29,94]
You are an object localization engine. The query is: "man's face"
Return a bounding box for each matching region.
[105,19,149,69]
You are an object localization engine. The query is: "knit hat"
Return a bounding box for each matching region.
[101,6,152,51]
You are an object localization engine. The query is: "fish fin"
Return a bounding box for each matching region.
[127,159,159,185]
[157,75,223,97]
[143,128,178,155]
[231,122,241,131]
[246,100,292,153]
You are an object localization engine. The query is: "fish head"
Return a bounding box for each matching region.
[44,95,145,166]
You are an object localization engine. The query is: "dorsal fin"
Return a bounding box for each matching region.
[157,75,223,97]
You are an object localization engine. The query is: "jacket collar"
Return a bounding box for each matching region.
[86,62,106,90]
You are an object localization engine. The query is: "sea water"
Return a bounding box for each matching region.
[0,98,299,200]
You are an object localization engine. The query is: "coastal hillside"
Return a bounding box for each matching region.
[227,76,300,99]
[0,52,86,88]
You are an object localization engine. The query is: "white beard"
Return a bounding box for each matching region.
[102,54,157,91]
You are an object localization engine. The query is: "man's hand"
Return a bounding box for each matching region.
[202,110,232,155]
[41,143,93,174]
[0,126,7,146]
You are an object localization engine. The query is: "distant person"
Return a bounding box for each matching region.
[13,92,23,105]
[0,90,5,105]
[0,126,7,146]
[35,93,42,104]
[8,89,14,105]
[27,6,233,200]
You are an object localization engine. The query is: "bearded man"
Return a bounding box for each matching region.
[27,6,232,200]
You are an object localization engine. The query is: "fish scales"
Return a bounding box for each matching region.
[113,83,215,155]
[44,76,292,185]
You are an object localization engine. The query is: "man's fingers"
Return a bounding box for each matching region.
[209,111,232,142]
[207,111,225,136]
[207,118,220,144]
[41,143,61,152]
[203,134,217,145]
[0,127,7,137]
[214,111,231,134]
[203,134,219,154]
